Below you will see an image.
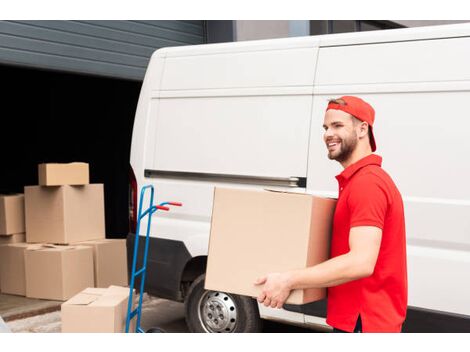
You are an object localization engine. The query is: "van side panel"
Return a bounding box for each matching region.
[151,94,312,177]
[160,47,317,89]
[308,37,470,316]
[149,47,318,178]
[315,37,470,85]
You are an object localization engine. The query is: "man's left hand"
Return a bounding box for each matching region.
[254,273,292,309]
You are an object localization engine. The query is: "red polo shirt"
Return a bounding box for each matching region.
[326,154,408,332]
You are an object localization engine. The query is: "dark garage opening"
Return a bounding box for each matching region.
[0,64,141,238]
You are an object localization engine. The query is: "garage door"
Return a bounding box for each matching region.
[0,20,205,81]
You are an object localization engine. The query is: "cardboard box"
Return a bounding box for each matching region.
[205,187,337,305]
[0,194,25,235]
[79,239,128,288]
[0,233,26,245]
[25,244,94,301]
[0,243,37,296]
[24,184,105,244]
[61,286,135,333]
[38,162,89,186]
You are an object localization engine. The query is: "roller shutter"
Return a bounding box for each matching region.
[0,20,205,80]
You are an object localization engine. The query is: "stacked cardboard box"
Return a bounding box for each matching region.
[25,244,95,300]
[0,163,128,301]
[78,239,128,288]
[0,194,27,293]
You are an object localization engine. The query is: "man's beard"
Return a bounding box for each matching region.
[327,132,358,162]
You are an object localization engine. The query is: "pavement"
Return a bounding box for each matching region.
[2,293,188,333]
[0,293,62,323]
[2,293,315,333]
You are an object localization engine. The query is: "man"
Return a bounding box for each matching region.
[254,96,407,333]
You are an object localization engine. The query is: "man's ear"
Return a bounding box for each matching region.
[359,121,369,139]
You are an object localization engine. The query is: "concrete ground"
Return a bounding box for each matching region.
[3,293,186,333]
[2,293,315,333]
[0,293,62,322]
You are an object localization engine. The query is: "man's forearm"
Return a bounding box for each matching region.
[286,252,371,290]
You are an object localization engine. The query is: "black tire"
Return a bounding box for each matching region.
[184,274,263,333]
[146,327,166,333]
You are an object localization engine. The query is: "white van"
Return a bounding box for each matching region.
[128,23,470,333]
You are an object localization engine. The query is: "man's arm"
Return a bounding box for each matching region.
[255,226,382,309]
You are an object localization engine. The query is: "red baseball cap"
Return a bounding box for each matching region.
[326,96,376,152]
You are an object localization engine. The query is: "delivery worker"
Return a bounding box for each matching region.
[254,96,407,333]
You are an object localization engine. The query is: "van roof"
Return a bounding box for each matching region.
[157,23,470,58]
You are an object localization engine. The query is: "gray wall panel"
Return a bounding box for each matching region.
[0,20,205,81]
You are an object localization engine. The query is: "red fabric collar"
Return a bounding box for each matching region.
[335,154,382,183]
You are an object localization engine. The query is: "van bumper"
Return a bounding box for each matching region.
[126,233,192,302]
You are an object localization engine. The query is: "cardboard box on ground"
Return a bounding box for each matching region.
[0,243,35,295]
[205,187,337,305]
[0,239,127,299]
[61,286,136,333]
[25,244,95,301]
[0,193,26,294]
[78,239,128,288]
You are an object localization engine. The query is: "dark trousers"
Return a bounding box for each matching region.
[332,315,362,333]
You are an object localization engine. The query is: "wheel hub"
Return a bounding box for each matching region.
[198,291,237,333]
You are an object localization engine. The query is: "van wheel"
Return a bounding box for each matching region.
[185,274,263,333]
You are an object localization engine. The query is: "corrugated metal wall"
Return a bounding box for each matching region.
[0,20,205,81]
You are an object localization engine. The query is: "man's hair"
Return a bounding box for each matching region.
[328,97,373,142]
[328,98,347,106]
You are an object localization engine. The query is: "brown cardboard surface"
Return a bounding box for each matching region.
[205,187,336,305]
[0,243,36,296]
[0,194,25,235]
[38,162,89,186]
[78,239,128,288]
[61,285,133,333]
[25,245,94,301]
[24,185,105,244]
[0,233,26,245]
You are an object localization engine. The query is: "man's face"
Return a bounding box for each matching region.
[322,109,358,162]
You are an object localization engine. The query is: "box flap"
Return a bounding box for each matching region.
[106,285,130,295]
[41,162,88,167]
[65,293,101,306]
[63,288,107,306]
[265,188,338,201]
[263,188,307,195]
[27,244,86,252]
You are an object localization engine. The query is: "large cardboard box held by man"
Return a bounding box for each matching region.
[24,184,105,244]
[61,286,135,333]
[38,162,89,186]
[79,239,128,288]
[25,244,94,301]
[205,187,336,305]
[0,194,25,235]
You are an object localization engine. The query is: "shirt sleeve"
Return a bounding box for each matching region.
[347,174,388,229]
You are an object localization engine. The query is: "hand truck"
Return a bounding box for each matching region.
[125,184,182,333]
